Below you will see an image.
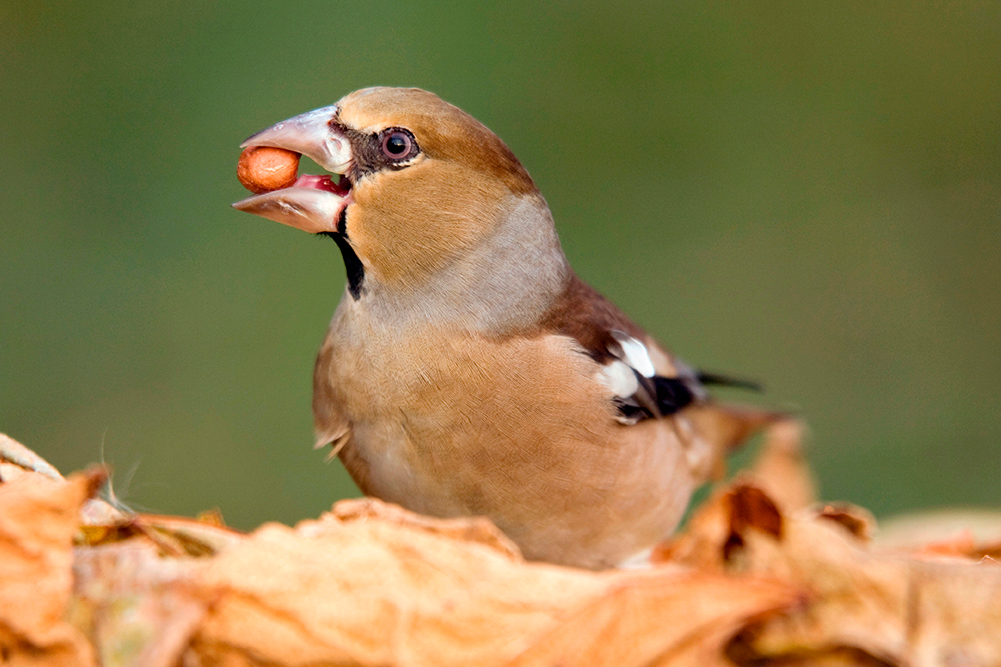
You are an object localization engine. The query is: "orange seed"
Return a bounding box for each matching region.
[237,146,300,194]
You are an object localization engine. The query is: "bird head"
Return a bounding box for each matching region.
[233,87,567,322]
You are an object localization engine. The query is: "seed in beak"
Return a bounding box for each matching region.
[237,146,301,194]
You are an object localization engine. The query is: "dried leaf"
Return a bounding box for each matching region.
[0,469,101,667]
[505,571,795,667]
[191,511,607,666]
[0,433,65,482]
[663,480,1001,666]
[878,509,1001,562]
[653,483,784,571]
[749,418,816,512]
[815,503,876,542]
[5,431,1001,666]
[331,496,521,558]
[724,495,910,665]
[70,541,210,667]
[189,503,796,667]
[906,560,1001,666]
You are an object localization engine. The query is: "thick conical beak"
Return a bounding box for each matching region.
[238,104,351,173]
[232,104,353,234]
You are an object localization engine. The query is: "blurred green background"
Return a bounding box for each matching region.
[2,2,998,530]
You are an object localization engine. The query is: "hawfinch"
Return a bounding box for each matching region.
[234,87,774,569]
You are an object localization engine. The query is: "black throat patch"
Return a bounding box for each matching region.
[319,210,364,300]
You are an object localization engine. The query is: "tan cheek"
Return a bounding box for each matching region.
[346,164,510,286]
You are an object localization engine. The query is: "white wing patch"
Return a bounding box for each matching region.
[598,359,640,399]
[595,330,701,424]
[596,332,657,401]
[610,331,656,378]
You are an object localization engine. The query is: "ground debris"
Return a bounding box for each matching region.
[2,425,999,667]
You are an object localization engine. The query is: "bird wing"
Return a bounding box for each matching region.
[534,273,706,424]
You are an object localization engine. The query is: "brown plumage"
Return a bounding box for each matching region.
[233,87,777,569]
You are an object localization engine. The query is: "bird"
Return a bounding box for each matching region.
[233,87,776,570]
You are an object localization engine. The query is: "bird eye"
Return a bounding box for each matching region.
[380,129,417,161]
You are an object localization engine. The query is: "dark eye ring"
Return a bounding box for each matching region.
[380,129,417,161]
